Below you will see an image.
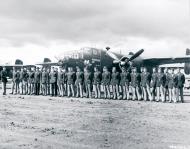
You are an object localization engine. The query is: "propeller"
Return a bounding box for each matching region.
[106,47,144,68]
[128,49,144,62]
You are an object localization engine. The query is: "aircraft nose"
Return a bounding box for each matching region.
[59,58,69,65]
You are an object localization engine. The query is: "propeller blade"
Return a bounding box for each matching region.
[106,48,120,62]
[113,60,120,64]
[128,49,144,61]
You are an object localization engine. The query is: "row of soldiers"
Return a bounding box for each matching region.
[4,66,185,103]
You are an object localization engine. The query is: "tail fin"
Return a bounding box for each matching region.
[15,59,23,65]
[184,48,190,74]
[43,58,51,63]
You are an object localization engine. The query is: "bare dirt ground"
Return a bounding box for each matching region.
[0,93,190,149]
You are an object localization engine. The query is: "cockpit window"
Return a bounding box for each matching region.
[81,47,91,54]
[73,53,79,59]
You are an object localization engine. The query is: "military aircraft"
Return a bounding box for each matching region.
[36,58,58,68]
[36,47,190,74]
[106,47,190,73]
[0,59,35,78]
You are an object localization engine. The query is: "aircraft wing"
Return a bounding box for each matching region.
[0,64,35,67]
[35,62,58,66]
[143,56,190,66]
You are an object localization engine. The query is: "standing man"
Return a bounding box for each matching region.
[19,68,24,95]
[55,67,59,96]
[120,67,131,100]
[57,67,66,97]
[33,67,36,94]
[110,67,120,100]
[176,68,185,103]
[63,68,67,96]
[84,67,93,98]
[130,67,141,101]
[1,67,8,95]
[93,66,102,99]
[28,68,35,95]
[139,67,144,99]
[168,69,177,103]
[50,67,58,97]
[10,67,16,94]
[141,67,152,101]
[15,69,20,94]
[163,68,169,101]
[66,67,75,97]
[23,68,29,95]
[150,68,157,101]
[47,68,51,95]
[75,66,84,98]
[101,66,111,99]
[34,67,41,95]
[156,68,165,102]
[41,68,48,96]
[39,67,43,95]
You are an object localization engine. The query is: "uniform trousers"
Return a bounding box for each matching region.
[156,86,164,102]
[2,82,7,95]
[132,86,141,100]
[176,87,184,103]
[51,82,57,96]
[35,83,40,95]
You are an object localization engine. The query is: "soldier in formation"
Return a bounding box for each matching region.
[1,66,185,103]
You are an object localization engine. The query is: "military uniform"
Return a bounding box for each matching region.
[93,71,101,85]
[131,72,141,100]
[111,71,120,99]
[11,70,16,94]
[168,73,177,89]
[50,71,58,96]
[110,72,120,85]
[150,72,157,88]
[163,72,169,101]
[19,70,24,94]
[58,71,66,96]
[120,71,130,100]
[120,72,130,86]
[75,71,84,97]
[41,71,49,95]
[75,71,84,85]
[28,71,35,95]
[47,71,51,95]
[156,72,165,102]
[23,70,29,95]
[141,72,152,101]
[66,71,75,97]
[67,71,75,85]
[84,71,92,98]
[93,71,102,98]
[101,71,111,85]
[15,71,20,94]
[1,69,8,95]
[102,71,111,99]
[176,72,185,102]
[34,71,41,95]
[168,73,177,102]
[150,72,157,100]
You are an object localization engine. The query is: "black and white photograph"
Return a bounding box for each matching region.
[0,0,190,148]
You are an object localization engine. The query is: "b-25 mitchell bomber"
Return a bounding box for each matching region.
[37,47,190,74]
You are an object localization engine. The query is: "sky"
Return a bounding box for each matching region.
[0,0,190,64]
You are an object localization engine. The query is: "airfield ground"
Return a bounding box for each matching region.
[0,93,190,149]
